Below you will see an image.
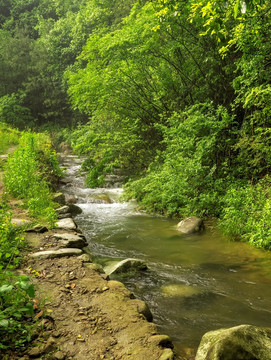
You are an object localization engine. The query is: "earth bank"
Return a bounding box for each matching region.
[19,222,175,360]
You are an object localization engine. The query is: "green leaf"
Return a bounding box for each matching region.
[0,319,9,328]
[234,1,239,18]
[0,284,14,294]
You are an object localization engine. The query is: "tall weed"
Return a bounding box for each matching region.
[4,132,61,224]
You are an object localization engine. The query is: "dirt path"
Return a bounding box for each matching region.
[1,149,175,360]
[19,228,174,360]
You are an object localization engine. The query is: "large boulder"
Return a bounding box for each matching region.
[103,258,148,276]
[195,324,271,360]
[177,216,204,234]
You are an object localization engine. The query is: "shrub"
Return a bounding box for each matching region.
[4,132,61,224]
[125,103,234,217]
[219,176,271,249]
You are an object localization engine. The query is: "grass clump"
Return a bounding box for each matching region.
[4,132,62,225]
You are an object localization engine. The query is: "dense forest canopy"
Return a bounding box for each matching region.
[0,0,270,248]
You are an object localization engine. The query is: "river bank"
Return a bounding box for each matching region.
[0,149,175,360]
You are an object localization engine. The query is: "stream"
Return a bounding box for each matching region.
[60,154,271,358]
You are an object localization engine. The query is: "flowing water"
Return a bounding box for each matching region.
[60,155,271,358]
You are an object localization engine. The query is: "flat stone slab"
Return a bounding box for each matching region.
[56,205,70,215]
[56,218,77,230]
[53,234,86,248]
[53,233,84,241]
[104,258,148,276]
[31,248,83,259]
[26,225,48,233]
[11,218,32,228]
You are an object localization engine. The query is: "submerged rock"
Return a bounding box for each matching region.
[56,218,77,230]
[161,284,200,298]
[31,248,83,259]
[196,324,271,360]
[103,258,148,276]
[177,216,204,234]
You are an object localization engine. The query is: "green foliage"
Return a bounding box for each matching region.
[0,122,20,154]
[0,93,34,129]
[0,205,24,270]
[4,132,61,224]
[125,103,235,217]
[0,273,35,350]
[0,203,35,351]
[219,176,271,249]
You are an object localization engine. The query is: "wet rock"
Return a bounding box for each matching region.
[177,216,204,234]
[149,335,173,348]
[11,218,31,228]
[53,192,66,205]
[26,225,48,233]
[78,254,92,262]
[54,233,87,248]
[56,218,77,230]
[56,206,70,215]
[57,213,72,219]
[66,195,77,204]
[159,348,174,360]
[68,204,82,215]
[103,258,148,276]
[89,194,112,204]
[161,284,200,298]
[31,248,83,259]
[195,324,271,360]
[132,299,153,322]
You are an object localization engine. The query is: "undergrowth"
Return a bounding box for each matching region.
[0,204,36,351]
[4,132,62,225]
[1,130,63,352]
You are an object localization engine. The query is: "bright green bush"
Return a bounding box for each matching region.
[219,176,271,249]
[0,123,20,155]
[4,132,61,224]
[0,273,35,350]
[125,103,235,217]
[0,206,24,270]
